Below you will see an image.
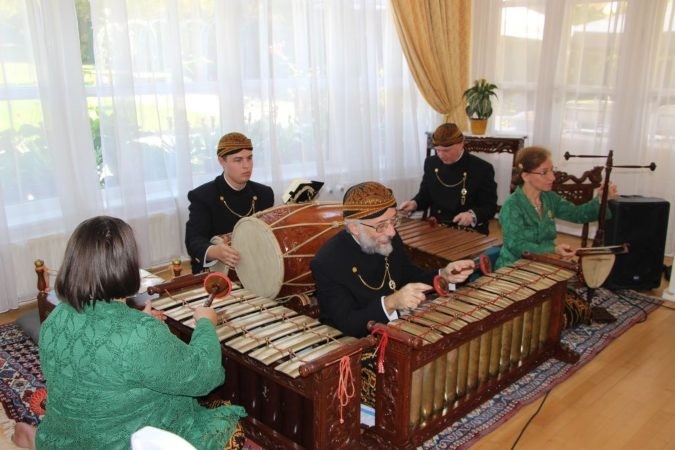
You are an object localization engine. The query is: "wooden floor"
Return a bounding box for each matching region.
[473,222,675,450]
[0,301,37,326]
[1,221,674,449]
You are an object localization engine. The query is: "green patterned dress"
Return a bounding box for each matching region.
[35,301,246,450]
[496,186,603,269]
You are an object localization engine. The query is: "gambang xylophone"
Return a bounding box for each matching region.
[363,259,578,449]
[396,217,501,270]
[148,275,374,450]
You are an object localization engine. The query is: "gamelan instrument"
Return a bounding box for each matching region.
[563,150,655,287]
[363,259,577,449]
[522,246,627,289]
[396,217,501,270]
[147,275,374,450]
[575,244,629,288]
[231,202,345,300]
[563,149,655,248]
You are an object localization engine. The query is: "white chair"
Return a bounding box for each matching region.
[131,426,197,450]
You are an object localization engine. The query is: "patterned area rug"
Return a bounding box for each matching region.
[420,288,663,449]
[0,323,45,426]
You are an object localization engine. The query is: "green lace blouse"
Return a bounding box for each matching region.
[35,301,246,450]
[496,186,603,269]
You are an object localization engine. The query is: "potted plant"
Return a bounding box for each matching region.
[463,79,498,135]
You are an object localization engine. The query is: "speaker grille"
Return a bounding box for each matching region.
[604,196,670,290]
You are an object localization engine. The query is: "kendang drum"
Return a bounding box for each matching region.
[231,202,344,299]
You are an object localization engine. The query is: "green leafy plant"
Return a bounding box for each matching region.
[463,79,498,119]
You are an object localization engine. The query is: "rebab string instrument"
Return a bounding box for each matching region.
[563,150,655,287]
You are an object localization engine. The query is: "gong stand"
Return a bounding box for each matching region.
[563,150,656,299]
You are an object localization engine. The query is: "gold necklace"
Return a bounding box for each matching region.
[533,201,542,214]
[219,195,257,218]
[434,169,467,205]
[528,195,542,215]
[352,257,396,291]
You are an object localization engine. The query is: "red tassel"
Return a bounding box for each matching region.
[370,328,389,374]
[335,355,355,424]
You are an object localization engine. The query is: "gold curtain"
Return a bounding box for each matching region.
[390,0,471,128]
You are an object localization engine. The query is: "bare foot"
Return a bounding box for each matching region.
[11,422,36,449]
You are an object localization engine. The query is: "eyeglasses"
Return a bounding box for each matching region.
[527,168,556,176]
[360,216,402,233]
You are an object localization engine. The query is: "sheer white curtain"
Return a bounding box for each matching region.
[0,0,101,311]
[0,0,437,308]
[86,0,437,260]
[472,0,675,254]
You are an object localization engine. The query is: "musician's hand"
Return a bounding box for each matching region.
[206,242,241,268]
[383,282,431,314]
[596,182,619,200]
[442,260,475,283]
[142,301,167,321]
[193,306,218,326]
[452,211,475,227]
[554,243,576,259]
[398,200,417,216]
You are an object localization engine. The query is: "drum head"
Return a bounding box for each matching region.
[232,216,284,299]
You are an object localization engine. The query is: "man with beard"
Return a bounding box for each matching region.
[399,123,497,235]
[310,181,474,338]
[185,132,274,274]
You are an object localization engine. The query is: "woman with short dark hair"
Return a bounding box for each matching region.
[54,215,142,311]
[14,216,246,450]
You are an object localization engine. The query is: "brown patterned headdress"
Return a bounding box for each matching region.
[217,132,253,158]
[343,181,397,219]
[432,123,464,147]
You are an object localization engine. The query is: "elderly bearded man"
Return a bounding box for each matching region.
[311,181,475,339]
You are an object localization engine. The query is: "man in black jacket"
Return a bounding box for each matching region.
[311,181,474,338]
[185,132,274,274]
[399,123,498,234]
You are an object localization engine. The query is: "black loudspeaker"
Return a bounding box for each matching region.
[603,196,670,290]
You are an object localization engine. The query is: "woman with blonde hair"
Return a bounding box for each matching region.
[496,146,617,269]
